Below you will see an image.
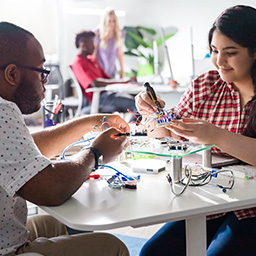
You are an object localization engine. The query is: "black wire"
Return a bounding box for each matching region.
[181,166,234,189]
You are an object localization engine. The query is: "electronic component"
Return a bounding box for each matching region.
[151,137,187,152]
[168,143,188,152]
[131,159,166,174]
[124,180,137,189]
[150,137,169,147]
[156,120,173,127]
[156,112,181,127]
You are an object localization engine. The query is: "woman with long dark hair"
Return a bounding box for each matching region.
[136,5,256,256]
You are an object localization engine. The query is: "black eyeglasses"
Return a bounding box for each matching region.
[0,64,51,83]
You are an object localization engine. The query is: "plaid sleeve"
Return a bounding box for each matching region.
[170,83,194,119]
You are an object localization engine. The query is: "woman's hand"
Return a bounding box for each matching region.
[166,118,220,145]
[135,91,165,115]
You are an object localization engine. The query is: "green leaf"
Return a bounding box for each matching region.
[127,31,150,48]
[124,26,143,49]
[137,64,154,76]
[136,26,156,35]
[124,50,139,57]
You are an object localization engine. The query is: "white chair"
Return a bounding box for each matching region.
[66,65,91,116]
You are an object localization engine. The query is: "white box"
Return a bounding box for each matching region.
[131,159,166,174]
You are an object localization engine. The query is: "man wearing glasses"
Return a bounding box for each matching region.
[0,22,130,256]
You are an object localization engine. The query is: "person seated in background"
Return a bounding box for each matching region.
[71,30,137,115]
[93,8,126,78]
[0,21,130,256]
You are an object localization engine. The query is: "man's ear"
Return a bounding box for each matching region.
[4,64,20,86]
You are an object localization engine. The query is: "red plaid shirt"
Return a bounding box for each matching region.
[172,70,255,220]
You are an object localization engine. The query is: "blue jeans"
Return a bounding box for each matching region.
[139,212,256,256]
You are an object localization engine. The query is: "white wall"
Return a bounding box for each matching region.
[1,0,256,84]
[0,0,58,54]
[58,0,256,83]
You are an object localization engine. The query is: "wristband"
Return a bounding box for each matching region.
[89,146,102,170]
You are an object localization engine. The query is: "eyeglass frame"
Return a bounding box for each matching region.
[0,64,51,83]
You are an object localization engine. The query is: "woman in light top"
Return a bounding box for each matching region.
[94,8,125,78]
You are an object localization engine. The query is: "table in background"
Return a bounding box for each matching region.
[40,162,256,256]
[86,84,186,114]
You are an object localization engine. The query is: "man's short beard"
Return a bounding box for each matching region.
[14,75,42,114]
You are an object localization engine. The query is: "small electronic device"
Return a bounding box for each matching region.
[144,82,179,127]
[131,159,166,174]
[156,120,173,127]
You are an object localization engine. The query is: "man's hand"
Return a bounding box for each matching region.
[105,114,130,133]
[92,127,129,164]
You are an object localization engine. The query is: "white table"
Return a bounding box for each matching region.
[40,162,256,256]
[86,84,186,114]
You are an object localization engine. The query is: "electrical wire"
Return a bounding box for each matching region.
[166,167,192,196]
[61,137,95,159]
[166,166,235,196]
[99,164,134,181]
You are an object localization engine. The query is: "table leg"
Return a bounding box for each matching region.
[202,146,212,168]
[90,91,100,114]
[170,157,182,183]
[186,215,207,256]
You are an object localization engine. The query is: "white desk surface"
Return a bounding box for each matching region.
[40,162,256,256]
[85,84,186,114]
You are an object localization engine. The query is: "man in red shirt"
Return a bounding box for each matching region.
[71,30,137,114]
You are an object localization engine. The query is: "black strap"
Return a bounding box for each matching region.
[89,146,102,170]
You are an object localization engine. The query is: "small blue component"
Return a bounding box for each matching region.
[211,170,218,178]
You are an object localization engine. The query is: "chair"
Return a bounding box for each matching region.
[44,64,63,102]
[67,66,134,119]
[44,63,88,119]
[66,65,91,116]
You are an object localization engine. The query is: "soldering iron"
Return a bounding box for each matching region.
[144,82,164,115]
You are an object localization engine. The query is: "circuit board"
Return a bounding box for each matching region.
[126,137,213,157]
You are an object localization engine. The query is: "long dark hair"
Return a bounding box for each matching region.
[208,5,256,138]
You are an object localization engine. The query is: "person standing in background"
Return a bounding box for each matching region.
[93,8,125,78]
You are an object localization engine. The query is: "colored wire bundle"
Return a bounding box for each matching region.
[167,166,235,196]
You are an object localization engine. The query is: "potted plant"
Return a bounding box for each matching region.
[124,26,176,76]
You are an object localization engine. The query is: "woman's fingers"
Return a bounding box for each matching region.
[135,91,166,115]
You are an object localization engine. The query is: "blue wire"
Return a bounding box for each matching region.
[62,139,134,181]
[62,137,95,159]
[99,164,134,180]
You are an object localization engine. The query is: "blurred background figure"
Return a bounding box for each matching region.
[93,8,125,78]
